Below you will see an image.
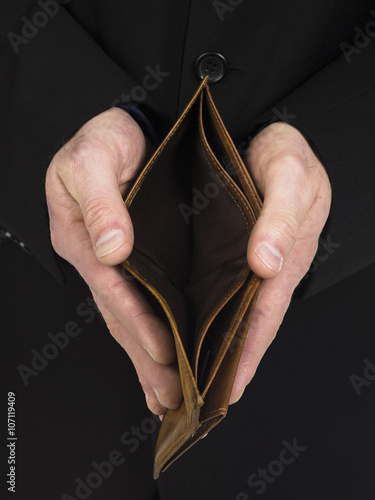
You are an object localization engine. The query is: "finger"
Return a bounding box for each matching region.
[229,271,295,404]
[49,190,180,405]
[229,225,322,406]
[138,375,167,416]
[93,292,182,412]
[88,263,177,365]
[47,181,177,368]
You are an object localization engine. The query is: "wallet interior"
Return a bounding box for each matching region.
[122,87,257,392]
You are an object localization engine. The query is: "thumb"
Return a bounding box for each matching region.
[247,160,314,278]
[79,172,134,266]
[57,146,135,266]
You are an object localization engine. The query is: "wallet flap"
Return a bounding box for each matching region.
[203,86,262,218]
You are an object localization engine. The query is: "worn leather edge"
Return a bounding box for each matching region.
[200,274,261,399]
[204,86,262,218]
[124,76,210,209]
[200,276,261,423]
[156,414,224,476]
[120,265,202,399]
[190,91,252,380]
[157,278,261,476]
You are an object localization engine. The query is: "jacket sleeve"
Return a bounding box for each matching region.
[243,39,375,298]
[0,1,166,283]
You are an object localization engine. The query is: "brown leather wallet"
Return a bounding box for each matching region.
[121,77,262,479]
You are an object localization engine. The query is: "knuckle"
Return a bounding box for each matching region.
[271,151,305,178]
[60,133,118,177]
[274,151,318,189]
[272,211,300,244]
[97,281,119,307]
[275,150,302,167]
[64,133,101,162]
[100,281,138,316]
[119,296,141,320]
[83,198,113,231]
[68,136,92,160]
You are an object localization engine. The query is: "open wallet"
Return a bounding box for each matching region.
[121,76,263,479]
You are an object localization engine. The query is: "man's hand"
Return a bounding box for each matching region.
[229,122,332,403]
[46,110,330,414]
[45,108,182,416]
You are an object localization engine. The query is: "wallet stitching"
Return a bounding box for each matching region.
[201,276,257,398]
[192,117,251,379]
[193,264,249,380]
[129,127,182,202]
[216,276,256,357]
[198,122,251,235]
[222,276,256,348]
[206,95,262,215]
[206,95,261,210]
[128,85,205,205]
[195,131,250,338]
[126,268,198,399]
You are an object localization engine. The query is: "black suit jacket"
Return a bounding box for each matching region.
[1,0,374,297]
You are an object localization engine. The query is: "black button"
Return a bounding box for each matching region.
[195,53,227,83]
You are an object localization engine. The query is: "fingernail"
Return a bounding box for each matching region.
[96,229,125,258]
[254,242,283,272]
[143,345,158,363]
[153,389,179,410]
[230,387,245,405]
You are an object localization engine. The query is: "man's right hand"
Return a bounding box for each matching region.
[45,107,182,416]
